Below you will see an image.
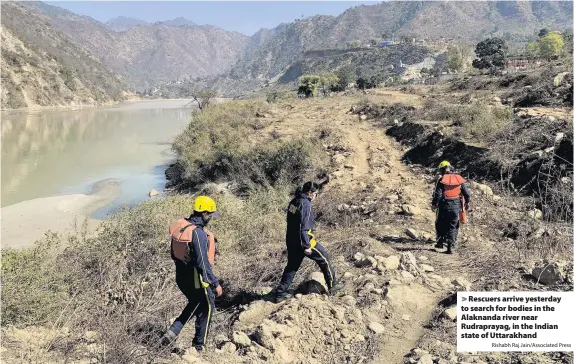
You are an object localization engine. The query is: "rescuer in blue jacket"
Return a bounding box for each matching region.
[275,180,343,303]
[162,196,222,351]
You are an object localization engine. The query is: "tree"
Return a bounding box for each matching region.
[184,89,217,110]
[472,37,508,72]
[538,28,549,38]
[297,75,321,98]
[317,73,339,96]
[538,31,564,60]
[335,65,357,90]
[446,46,464,72]
[526,41,539,60]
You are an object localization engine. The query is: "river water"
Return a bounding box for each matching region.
[1,100,192,218]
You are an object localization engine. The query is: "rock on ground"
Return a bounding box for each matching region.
[419,354,434,364]
[298,271,327,294]
[405,228,418,239]
[532,262,565,285]
[420,264,434,272]
[232,331,252,347]
[382,255,400,270]
[368,322,385,334]
[452,277,471,290]
[149,189,158,197]
[443,306,457,321]
[527,209,543,220]
[470,182,493,197]
[401,204,421,216]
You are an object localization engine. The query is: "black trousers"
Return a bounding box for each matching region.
[435,200,461,245]
[276,242,335,294]
[175,274,214,348]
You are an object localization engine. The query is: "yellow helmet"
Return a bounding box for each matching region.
[194,196,218,214]
[438,160,451,169]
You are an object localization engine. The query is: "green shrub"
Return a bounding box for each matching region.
[425,101,513,140]
[172,102,329,193]
[1,233,73,325]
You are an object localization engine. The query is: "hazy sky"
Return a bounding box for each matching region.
[46,1,380,35]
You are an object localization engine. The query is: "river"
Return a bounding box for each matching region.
[1,100,193,219]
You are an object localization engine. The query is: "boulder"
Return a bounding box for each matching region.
[452,277,472,290]
[299,272,328,294]
[419,354,434,364]
[382,255,400,270]
[232,331,252,347]
[405,228,419,239]
[527,209,543,220]
[360,115,367,120]
[401,204,421,216]
[366,256,378,268]
[532,262,565,285]
[420,264,434,272]
[470,182,493,197]
[368,322,385,334]
[401,271,415,281]
[443,306,457,321]
[222,342,237,353]
[354,252,366,262]
[149,189,158,197]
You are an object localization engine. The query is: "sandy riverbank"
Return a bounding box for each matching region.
[1,179,121,250]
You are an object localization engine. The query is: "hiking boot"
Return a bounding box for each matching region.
[434,240,444,249]
[160,329,178,347]
[446,240,456,254]
[328,281,344,295]
[274,292,293,303]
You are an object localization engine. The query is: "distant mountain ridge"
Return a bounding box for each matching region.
[105,16,196,32]
[6,1,572,98]
[20,2,248,89]
[104,16,149,32]
[223,1,573,84]
[1,2,129,109]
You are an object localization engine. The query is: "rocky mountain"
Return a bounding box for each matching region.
[158,17,196,27]
[20,2,248,90]
[105,16,150,32]
[1,2,129,109]
[105,16,197,32]
[224,1,573,83]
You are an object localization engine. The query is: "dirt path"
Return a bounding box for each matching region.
[269,93,469,363]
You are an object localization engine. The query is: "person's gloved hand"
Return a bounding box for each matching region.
[431,204,437,212]
[465,203,472,212]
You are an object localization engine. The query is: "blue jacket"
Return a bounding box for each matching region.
[286,192,315,249]
[172,216,220,289]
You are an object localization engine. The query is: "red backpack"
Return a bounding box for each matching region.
[169,219,216,264]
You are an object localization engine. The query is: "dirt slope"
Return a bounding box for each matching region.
[2,90,570,364]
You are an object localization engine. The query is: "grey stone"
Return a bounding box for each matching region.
[368,322,385,334]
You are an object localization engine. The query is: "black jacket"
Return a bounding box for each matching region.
[286,191,315,249]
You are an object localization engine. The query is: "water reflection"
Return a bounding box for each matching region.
[1,101,191,207]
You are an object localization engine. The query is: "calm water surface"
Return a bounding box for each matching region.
[1,100,193,218]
